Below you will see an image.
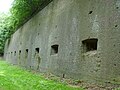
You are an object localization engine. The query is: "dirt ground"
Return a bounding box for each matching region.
[41,73,120,90]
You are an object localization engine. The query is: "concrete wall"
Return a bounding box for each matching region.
[4,0,120,83]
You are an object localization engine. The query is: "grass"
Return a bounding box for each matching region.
[0,60,84,90]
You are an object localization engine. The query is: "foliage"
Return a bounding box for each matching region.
[0,0,52,54]
[0,13,11,54]
[10,0,47,30]
[0,60,83,90]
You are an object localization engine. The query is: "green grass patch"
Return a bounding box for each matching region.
[0,60,83,90]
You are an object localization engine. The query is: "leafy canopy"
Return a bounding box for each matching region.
[0,0,51,54]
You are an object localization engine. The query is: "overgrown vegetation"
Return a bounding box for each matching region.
[0,60,83,90]
[0,0,52,55]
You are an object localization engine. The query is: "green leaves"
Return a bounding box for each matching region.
[10,0,46,30]
[0,0,50,54]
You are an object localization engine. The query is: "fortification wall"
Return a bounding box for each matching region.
[4,0,120,83]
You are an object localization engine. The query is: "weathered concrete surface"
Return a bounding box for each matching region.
[4,0,120,84]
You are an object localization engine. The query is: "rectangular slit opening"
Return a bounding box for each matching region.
[82,38,98,52]
[19,50,21,58]
[25,49,28,58]
[51,44,59,55]
[35,48,39,53]
[14,51,16,56]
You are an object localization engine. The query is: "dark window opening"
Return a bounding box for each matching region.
[18,50,21,59]
[11,52,13,57]
[25,49,28,58]
[35,48,39,53]
[51,44,59,55]
[26,49,28,53]
[35,48,41,70]
[82,39,98,52]
[62,74,65,78]
[14,51,16,56]
[19,50,21,56]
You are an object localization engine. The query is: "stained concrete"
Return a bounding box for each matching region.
[4,0,120,84]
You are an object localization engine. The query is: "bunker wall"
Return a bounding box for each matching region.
[4,0,120,83]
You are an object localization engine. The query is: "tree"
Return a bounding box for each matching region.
[0,0,52,55]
